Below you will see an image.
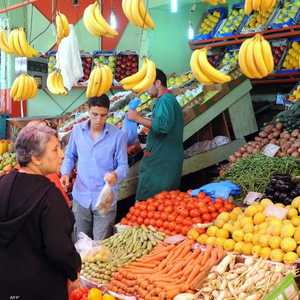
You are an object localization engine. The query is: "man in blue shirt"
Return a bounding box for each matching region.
[61,95,128,240]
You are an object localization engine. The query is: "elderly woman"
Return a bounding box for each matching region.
[0,125,81,300]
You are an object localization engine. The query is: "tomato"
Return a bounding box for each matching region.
[144,218,150,225]
[134,209,140,217]
[196,228,205,235]
[175,215,184,224]
[211,212,218,219]
[224,203,234,211]
[168,221,176,230]
[163,221,169,229]
[175,224,182,233]
[140,211,147,218]
[215,198,224,204]
[158,204,164,211]
[147,211,154,218]
[199,207,209,214]
[168,214,176,222]
[131,215,137,222]
[181,226,190,235]
[148,205,156,211]
[197,192,206,200]
[153,211,160,219]
[218,207,227,213]
[208,205,216,213]
[129,207,135,214]
[69,288,87,300]
[164,199,173,206]
[187,201,195,209]
[161,212,168,220]
[214,202,223,210]
[178,208,189,217]
[139,203,147,211]
[156,219,163,227]
[192,217,202,224]
[202,213,211,222]
[190,208,200,218]
[164,206,173,213]
[137,217,143,225]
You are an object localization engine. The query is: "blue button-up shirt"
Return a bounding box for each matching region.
[61,121,128,210]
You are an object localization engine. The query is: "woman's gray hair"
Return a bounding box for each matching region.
[15,125,57,167]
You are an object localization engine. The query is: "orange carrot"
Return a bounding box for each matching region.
[186,264,202,285]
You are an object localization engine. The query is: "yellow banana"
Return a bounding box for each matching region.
[122,0,138,26]
[252,0,261,11]
[83,3,103,36]
[247,36,264,78]
[101,65,113,94]
[18,28,38,57]
[121,58,149,88]
[253,35,269,77]
[132,59,156,94]
[56,12,70,42]
[198,48,231,84]
[86,66,102,98]
[239,38,254,78]
[190,50,213,85]
[55,72,67,95]
[244,0,253,15]
[97,65,110,96]
[10,76,21,100]
[86,66,97,98]
[0,30,13,54]
[131,0,148,29]
[28,75,38,98]
[47,72,58,94]
[260,0,274,12]
[138,0,155,29]
[93,2,118,37]
[260,36,274,74]
[14,74,26,101]
[8,29,24,56]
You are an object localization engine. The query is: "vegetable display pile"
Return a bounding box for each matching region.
[107,239,224,299]
[81,227,165,285]
[69,287,115,300]
[222,153,300,197]
[195,255,296,300]
[265,174,300,205]
[276,102,300,133]
[121,191,234,236]
[228,121,300,164]
[197,197,300,264]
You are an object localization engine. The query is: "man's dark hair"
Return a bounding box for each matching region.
[88,95,110,110]
[156,68,167,87]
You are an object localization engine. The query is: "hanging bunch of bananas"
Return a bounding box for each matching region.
[86,64,113,98]
[10,73,38,101]
[244,0,276,15]
[238,34,274,79]
[288,85,300,102]
[122,0,155,29]
[202,0,226,5]
[120,58,156,94]
[83,2,118,38]
[190,48,231,85]
[1,28,39,57]
[47,70,68,95]
[56,12,70,43]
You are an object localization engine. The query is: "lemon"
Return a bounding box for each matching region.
[230,212,238,221]
[269,236,281,249]
[252,245,261,256]
[217,212,230,222]
[258,223,268,232]
[234,241,244,254]
[232,230,244,242]
[288,208,298,219]
[207,226,218,237]
[293,227,300,244]
[281,224,296,238]
[259,234,270,247]
[242,242,253,255]
[275,203,285,208]
[215,237,226,247]
[253,212,266,225]
[232,207,242,215]
[245,205,257,217]
[283,219,292,225]
[223,223,234,233]
[281,238,297,252]
[291,216,300,227]
[244,233,253,243]
[216,228,229,239]
[253,203,264,213]
[297,246,300,257]
[197,234,208,244]
[260,198,273,208]
[252,234,260,245]
[283,252,298,264]
[260,247,271,259]
[206,237,216,246]
[215,219,225,229]
[292,196,300,209]
[240,216,253,227]
[243,223,254,233]
[224,239,235,251]
[270,249,284,262]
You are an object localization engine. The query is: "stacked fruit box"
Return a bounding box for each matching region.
[278,38,300,73]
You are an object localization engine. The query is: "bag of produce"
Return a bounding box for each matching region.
[95,179,114,216]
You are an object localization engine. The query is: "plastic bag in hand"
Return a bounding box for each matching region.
[191,181,240,200]
[95,179,114,216]
[123,98,141,145]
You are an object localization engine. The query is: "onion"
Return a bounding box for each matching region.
[235,151,242,158]
[290,137,296,143]
[291,129,300,137]
[240,147,246,154]
[229,155,236,162]
[264,124,274,133]
[242,153,248,158]
[259,131,268,138]
[252,148,259,154]
[272,131,280,138]
[287,148,294,155]
[292,151,299,158]
[246,146,254,153]
[276,122,283,130]
[255,136,262,142]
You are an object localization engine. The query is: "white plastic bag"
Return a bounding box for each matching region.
[95,179,114,215]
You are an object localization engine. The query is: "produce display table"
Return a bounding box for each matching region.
[119,78,257,200]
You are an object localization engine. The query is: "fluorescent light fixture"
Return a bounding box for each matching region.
[110,11,117,30]
[171,0,178,13]
[188,22,194,40]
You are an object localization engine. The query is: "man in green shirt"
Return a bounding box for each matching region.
[128,69,184,201]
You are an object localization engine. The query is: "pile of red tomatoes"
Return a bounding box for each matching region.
[121,190,235,236]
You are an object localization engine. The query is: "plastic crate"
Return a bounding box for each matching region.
[193,7,227,41]
[215,3,249,38]
[270,0,300,29]
[0,115,8,139]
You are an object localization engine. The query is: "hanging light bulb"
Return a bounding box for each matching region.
[110,10,117,30]
[171,0,178,13]
[188,22,194,40]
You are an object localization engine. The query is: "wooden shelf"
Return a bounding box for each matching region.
[190,25,300,50]
[251,71,300,85]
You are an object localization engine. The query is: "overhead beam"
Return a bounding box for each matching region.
[0,0,37,14]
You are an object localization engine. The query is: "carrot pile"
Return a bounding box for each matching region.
[106,239,224,300]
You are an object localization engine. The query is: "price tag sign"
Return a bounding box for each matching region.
[263,144,280,157]
[243,192,263,205]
